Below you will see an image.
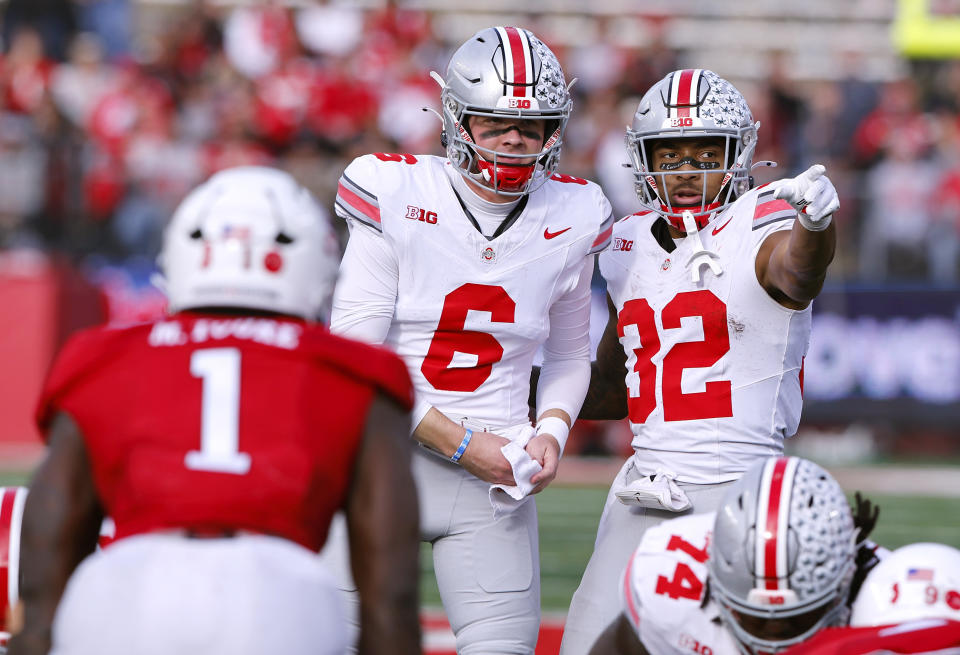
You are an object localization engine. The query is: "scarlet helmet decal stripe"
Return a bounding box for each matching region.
[496,27,534,98]
[755,457,798,590]
[669,69,703,119]
[0,487,26,624]
[7,488,25,610]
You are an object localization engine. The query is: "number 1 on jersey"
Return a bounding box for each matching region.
[185,348,251,475]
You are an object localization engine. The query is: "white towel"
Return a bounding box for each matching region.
[489,425,542,519]
[615,469,692,512]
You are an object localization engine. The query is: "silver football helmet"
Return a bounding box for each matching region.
[436,26,572,196]
[709,457,857,655]
[851,542,960,627]
[156,166,340,320]
[626,69,759,230]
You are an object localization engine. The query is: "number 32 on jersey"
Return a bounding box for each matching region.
[618,289,733,423]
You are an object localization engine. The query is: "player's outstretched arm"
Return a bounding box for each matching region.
[580,294,628,420]
[8,413,103,655]
[348,393,422,655]
[757,164,838,308]
[587,615,649,655]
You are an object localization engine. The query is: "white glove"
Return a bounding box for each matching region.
[774,164,839,232]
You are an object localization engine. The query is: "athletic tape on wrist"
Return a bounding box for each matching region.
[536,416,570,455]
[797,211,832,232]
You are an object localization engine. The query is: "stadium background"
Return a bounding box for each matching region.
[0,1,958,652]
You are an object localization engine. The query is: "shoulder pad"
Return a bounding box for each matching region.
[618,209,657,224]
[336,155,385,233]
[589,205,615,255]
[35,324,142,433]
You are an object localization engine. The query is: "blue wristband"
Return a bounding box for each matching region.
[450,429,473,463]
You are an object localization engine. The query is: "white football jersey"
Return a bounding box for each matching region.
[622,512,740,655]
[599,185,809,483]
[333,154,613,428]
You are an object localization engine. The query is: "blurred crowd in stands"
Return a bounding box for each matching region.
[1,0,959,315]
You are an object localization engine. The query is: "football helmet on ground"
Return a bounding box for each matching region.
[157,167,339,320]
[626,69,759,231]
[851,542,960,627]
[436,26,572,196]
[709,457,857,654]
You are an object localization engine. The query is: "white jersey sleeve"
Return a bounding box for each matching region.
[330,221,398,344]
[622,512,740,655]
[535,255,593,435]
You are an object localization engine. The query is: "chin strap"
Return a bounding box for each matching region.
[682,210,723,283]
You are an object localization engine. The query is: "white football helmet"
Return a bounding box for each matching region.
[437,26,572,196]
[851,542,960,627]
[157,167,339,320]
[709,457,857,655]
[626,69,759,231]
[0,486,27,652]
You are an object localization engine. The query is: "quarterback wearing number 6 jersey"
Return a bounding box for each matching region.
[326,26,613,655]
[560,69,840,654]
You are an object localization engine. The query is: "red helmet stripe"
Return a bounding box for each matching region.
[755,457,799,591]
[500,27,532,97]
[0,487,16,625]
[670,69,703,119]
[676,69,695,117]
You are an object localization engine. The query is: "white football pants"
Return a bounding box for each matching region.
[51,533,347,655]
[321,444,541,654]
[559,457,735,655]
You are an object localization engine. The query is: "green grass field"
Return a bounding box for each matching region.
[4,471,957,613]
[421,484,960,611]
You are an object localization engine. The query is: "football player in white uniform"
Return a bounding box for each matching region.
[326,26,613,654]
[588,456,859,655]
[559,69,840,654]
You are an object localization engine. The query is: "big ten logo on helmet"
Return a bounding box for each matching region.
[508,98,532,109]
[669,117,695,128]
[405,205,437,224]
[614,238,633,252]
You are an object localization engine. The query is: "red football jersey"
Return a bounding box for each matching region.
[36,313,414,551]
[783,618,960,655]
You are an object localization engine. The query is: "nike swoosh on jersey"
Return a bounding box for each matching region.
[544,227,572,239]
[711,216,734,235]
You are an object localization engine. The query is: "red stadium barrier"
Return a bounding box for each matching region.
[0,251,106,466]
